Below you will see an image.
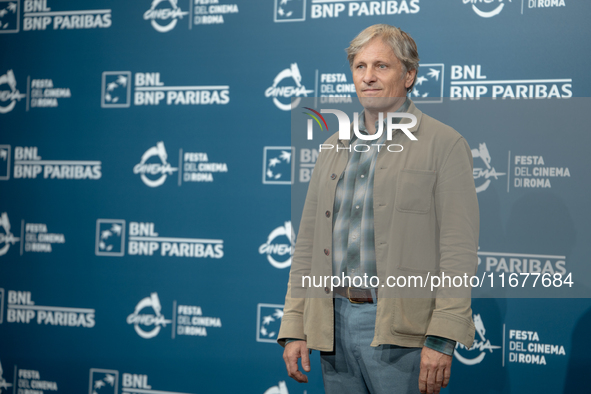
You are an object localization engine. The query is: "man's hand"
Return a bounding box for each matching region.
[419,346,452,394]
[283,340,310,383]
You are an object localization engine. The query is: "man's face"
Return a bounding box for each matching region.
[352,37,416,110]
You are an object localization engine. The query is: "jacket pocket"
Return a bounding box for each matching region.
[391,298,434,336]
[395,169,436,214]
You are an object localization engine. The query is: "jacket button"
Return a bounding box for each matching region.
[325,210,331,218]
[324,287,330,294]
[324,249,330,256]
[330,173,337,180]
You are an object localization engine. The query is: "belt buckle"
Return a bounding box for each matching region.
[347,288,364,304]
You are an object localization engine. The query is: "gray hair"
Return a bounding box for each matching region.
[346,24,420,92]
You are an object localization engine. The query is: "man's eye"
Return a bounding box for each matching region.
[378,64,386,69]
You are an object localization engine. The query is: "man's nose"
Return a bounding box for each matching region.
[363,67,377,84]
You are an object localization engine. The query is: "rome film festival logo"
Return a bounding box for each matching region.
[144,0,188,32]
[464,0,511,18]
[0,359,13,393]
[133,142,178,187]
[0,1,19,33]
[259,222,295,269]
[265,381,289,394]
[0,70,25,113]
[127,293,171,339]
[265,63,314,111]
[454,314,501,365]
[0,212,20,256]
[471,142,506,193]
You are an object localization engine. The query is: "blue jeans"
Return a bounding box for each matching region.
[320,297,422,394]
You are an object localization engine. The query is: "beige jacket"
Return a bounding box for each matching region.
[278,100,479,351]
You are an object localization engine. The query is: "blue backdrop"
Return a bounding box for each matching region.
[1,1,590,393]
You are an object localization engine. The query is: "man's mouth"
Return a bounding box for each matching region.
[361,89,382,96]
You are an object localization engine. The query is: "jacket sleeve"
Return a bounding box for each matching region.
[426,136,480,349]
[277,150,323,347]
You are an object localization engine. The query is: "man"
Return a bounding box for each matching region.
[278,24,479,394]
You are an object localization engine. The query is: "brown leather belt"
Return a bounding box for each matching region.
[334,287,377,304]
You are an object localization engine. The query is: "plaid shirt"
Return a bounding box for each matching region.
[332,100,411,280]
[330,99,456,356]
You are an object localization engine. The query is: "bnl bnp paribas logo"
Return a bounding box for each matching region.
[95,219,224,258]
[262,147,294,185]
[89,369,118,394]
[90,369,199,394]
[454,313,501,365]
[0,145,8,180]
[4,1,111,32]
[0,1,19,33]
[256,303,284,343]
[409,63,444,104]
[274,0,306,22]
[96,219,125,256]
[101,71,230,108]
[274,0,420,22]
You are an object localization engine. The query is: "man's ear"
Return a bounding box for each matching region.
[405,68,417,89]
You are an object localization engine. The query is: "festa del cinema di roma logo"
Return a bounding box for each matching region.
[144,0,188,32]
[259,222,295,269]
[471,142,505,193]
[454,313,501,365]
[133,141,178,187]
[0,212,20,256]
[464,0,565,17]
[0,70,26,114]
[463,0,511,18]
[0,358,12,393]
[126,292,171,339]
[265,63,314,111]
